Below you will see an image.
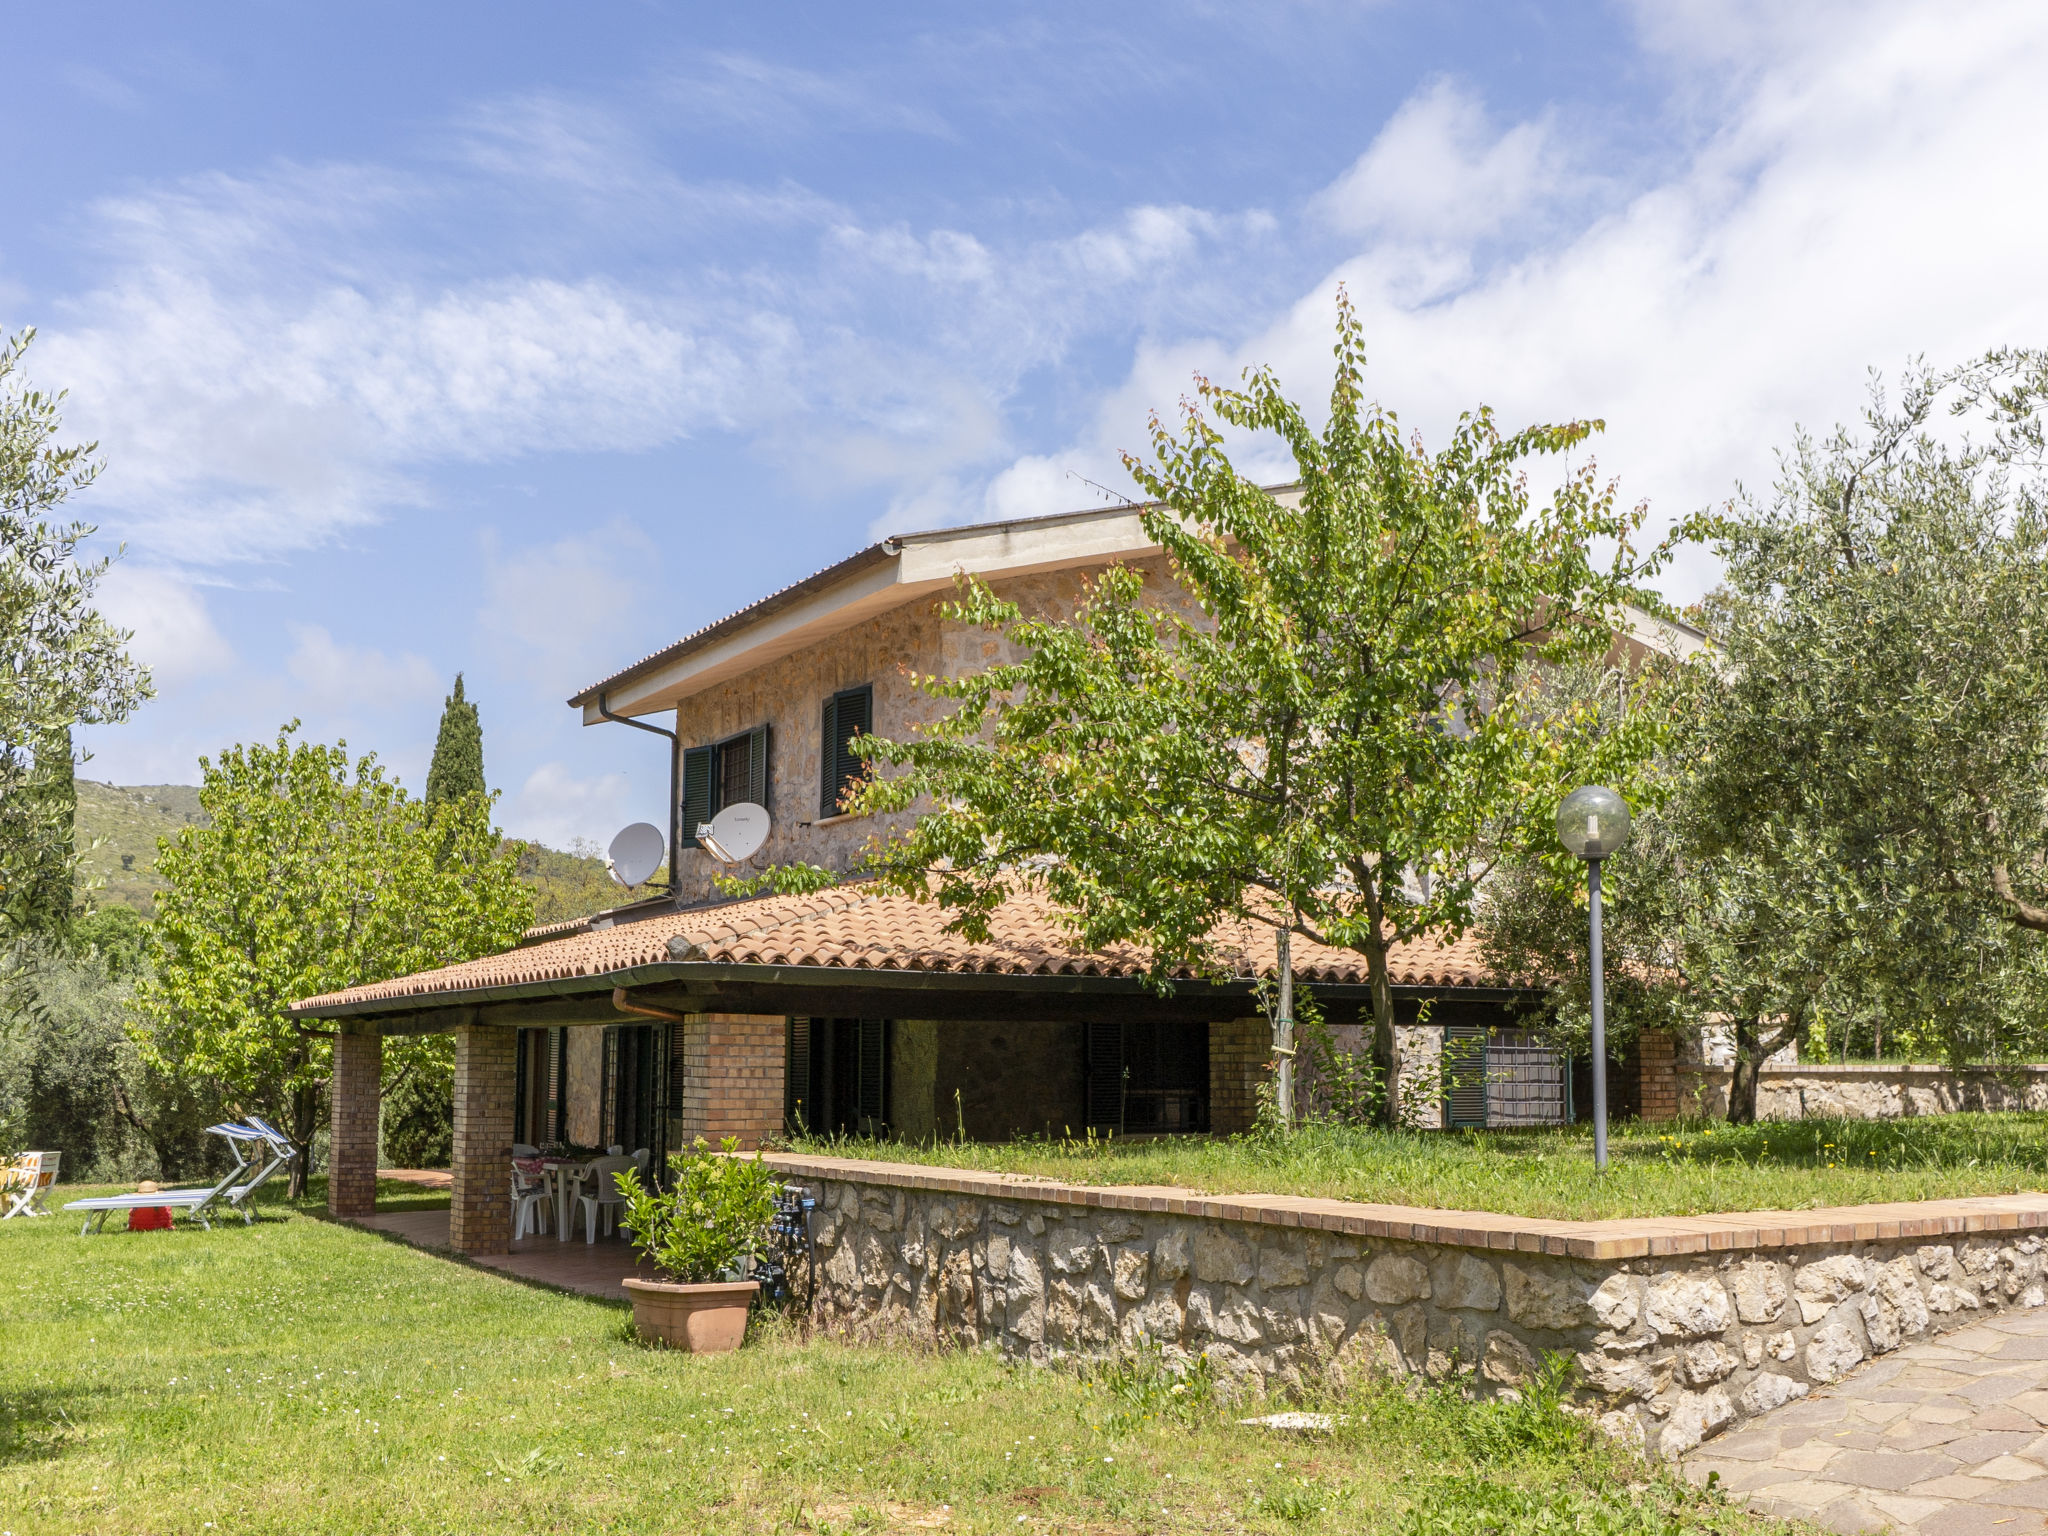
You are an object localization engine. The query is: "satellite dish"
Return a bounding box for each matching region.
[606,822,666,888]
[698,802,770,864]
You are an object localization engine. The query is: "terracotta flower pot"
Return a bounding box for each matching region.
[622,1277,759,1353]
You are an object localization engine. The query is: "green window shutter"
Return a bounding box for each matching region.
[786,1017,812,1134]
[857,1018,887,1127]
[819,695,840,816]
[745,724,770,810]
[681,745,714,844]
[821,684,873,817]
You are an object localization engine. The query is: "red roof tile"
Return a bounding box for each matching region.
[292,882,1503,1013]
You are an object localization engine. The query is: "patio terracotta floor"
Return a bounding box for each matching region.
[348,1208,663,1299]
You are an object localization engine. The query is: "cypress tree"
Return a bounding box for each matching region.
[425,674,486,805]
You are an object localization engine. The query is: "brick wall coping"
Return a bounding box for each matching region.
[1674,1061,2048,1078]
[760,1151,2048,1263]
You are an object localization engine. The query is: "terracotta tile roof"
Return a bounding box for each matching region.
[292,881,1505,1014]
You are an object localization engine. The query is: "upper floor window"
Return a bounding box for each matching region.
[682,723,770,844]
[820,684,873,818]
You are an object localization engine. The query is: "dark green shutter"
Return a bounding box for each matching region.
[786,1017,812,1133]
[857,1018,887,1127]
[821,685,873,817]
[1444,1026,1488,1129]
[744,724,770,810]
[819,695,840,816]
[682,745,714,844]
[1084,1021,1125,1133]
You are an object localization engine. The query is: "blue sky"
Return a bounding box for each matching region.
[20,2,2048,849]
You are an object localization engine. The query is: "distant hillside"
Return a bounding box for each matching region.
[73,781,640,926]
[75,782,207,916]
[517,839,660,926]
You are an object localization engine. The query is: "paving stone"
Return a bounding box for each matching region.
[1808,1494,1900,1533]
[1909,1475,2007,1500]
[1701,1430,1788,1462]
[1866,1491,1953,1525]
[1974,1476,2048,1510]
[1970,1455,2048,1482]
[1830,1450,1966,1491]
[1852,1400,1915,1424]
[1752,1479,1866,1512]
[1886,1421,1977,1451]
[1777,1441,1847,1472]
[1916,1401,1987,1424]
[1917,1502,2048,1535]
[1946,1432,2046,1463]
[1960,1375,2040,1404]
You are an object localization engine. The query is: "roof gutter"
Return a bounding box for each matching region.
[290,959,1529,1022]
[595,689,680,898]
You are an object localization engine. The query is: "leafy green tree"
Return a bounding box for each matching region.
[424,673,485,806]
[133,726,534,1193]
[859,296,1677,1123]
[0,329,150,945]
[1485,356,2048,1121]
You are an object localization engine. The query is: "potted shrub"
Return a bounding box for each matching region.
[616,1136,779,1353]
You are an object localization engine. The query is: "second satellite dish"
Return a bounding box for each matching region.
[699,802,770,863]
[606,822,667,888]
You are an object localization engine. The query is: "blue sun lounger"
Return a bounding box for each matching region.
[64,1120,297,1233]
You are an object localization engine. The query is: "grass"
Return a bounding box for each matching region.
[0,1181,1780,1535]
[789,1112,2048,1222]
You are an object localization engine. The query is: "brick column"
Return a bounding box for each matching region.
[450,1025,516,1255]
[1208,1017,1269,1134]
[327,1028,382,1218]
[677,1014,785,1150]
[1638,1028,1678,1123]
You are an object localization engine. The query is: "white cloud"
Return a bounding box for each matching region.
[93,564,234,686]
[1011,0,2048,604]
[504,760,635,849]
[1312,79,1562,248]
[284,624,441,713]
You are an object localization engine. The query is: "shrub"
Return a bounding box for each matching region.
[617,1136,779,1283]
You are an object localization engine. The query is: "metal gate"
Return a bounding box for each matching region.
[1443,1027,1570,1129]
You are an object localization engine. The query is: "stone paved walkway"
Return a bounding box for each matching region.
[1687,1309,2048,1533]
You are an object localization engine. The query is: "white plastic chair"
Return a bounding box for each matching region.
[511,1160,551,1241]
[2,1152,59,1219]
[511,1143,540,1158]
[576,1154,637,1244]
[632,1147,649,1175]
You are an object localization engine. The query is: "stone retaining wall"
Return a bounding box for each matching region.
[764,1152,2048,1462]
[1677,1062,2048,1121]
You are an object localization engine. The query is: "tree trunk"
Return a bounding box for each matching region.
[288,1082,318,1199]
[1273,926,1295,1130]
[1727,1019,1797,1126]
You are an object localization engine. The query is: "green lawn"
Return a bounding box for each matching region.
[791,1112,2048,1221]
[0,1182,1777,1535]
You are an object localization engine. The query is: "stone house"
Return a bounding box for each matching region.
[293,495,1697,1254]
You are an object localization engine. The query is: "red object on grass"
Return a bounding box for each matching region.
[128,1205,173,1231]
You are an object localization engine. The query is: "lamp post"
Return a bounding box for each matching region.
[1557,785,1632,1171]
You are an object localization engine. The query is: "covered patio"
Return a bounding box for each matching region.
[292,881,1514,1257]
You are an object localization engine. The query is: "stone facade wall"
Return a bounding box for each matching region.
[1677,1063,2048,1121]
[766,1152,2048,1463]
[665,554,1200,902]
